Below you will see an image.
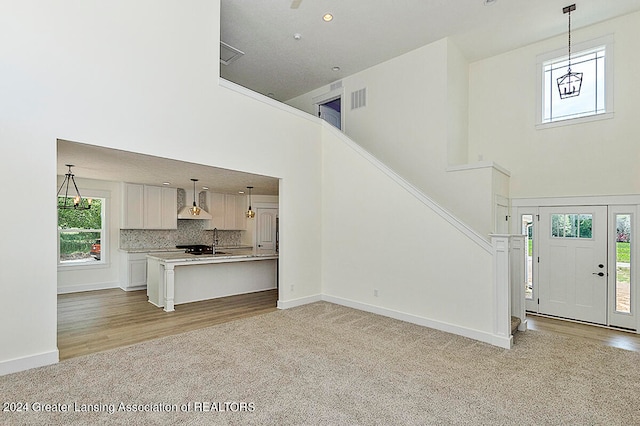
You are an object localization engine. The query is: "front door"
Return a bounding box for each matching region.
[538,206,608,324]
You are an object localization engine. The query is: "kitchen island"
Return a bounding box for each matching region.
[146,250,278,312]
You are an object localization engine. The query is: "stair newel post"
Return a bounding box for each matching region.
[491,234,513,348]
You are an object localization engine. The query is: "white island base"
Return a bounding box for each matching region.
[147,253,278,312]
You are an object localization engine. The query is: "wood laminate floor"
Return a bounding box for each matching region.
[526,313,640,352]
[57,288,278,360]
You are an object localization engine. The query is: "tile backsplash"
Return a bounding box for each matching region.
[120,220,242,249]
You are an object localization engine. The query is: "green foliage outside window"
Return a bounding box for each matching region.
[58,197,103,262]
[58,198,102,229]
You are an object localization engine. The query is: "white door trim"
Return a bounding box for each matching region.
[513,198,638,332]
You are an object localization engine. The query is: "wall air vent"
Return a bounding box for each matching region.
[351,88,367,110]
[330,80,343,91]
[220,41,245,66]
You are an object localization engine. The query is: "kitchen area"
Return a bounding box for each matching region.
[57,140,280,312]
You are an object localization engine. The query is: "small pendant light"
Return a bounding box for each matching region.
[57,164,92,210]
[189,179,201,216]
[246,186,255,219]
[557,4,582,99]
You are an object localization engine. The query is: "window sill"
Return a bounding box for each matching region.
[536,111,614,130]
[58,261,109,272]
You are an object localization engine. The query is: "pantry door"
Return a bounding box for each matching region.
[538,206,608,325]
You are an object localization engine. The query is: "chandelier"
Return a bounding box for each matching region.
[557,4,582,99]
[57,164,92,210]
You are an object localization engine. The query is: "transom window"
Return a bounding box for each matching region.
[536,35,613,128]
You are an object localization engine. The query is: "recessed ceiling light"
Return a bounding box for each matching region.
[238,191,245,194]
[202,186,209,190]
[162,182,171,186]
[323,13,333,22]
[484,0,497,5]
[267,93,275,98]
[332,66,341,71]
[293,33,302,40]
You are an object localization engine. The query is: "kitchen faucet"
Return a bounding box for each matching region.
[212,228,218,254]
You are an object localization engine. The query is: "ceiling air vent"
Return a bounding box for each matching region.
[351,88,367,110]
[220,41,245,66]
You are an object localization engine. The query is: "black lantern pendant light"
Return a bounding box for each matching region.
[246,186,255,219]
[189,178,201,216]
[57,164,92,210]
[557,4,582,99]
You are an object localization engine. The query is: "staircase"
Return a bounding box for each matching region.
[511,316,521,337]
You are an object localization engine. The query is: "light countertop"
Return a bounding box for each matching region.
[146,250,278,265]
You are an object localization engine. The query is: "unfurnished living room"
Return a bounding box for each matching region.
[3,1,640,424]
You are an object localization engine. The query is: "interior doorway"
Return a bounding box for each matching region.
[318,98,341,130]
[255,207,278,255]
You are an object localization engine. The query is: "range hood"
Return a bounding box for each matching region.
[177,187,212,220]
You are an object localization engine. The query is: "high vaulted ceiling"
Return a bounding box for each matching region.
[220,0,640,101]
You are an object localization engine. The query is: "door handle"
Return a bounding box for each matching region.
[592,272,605,277]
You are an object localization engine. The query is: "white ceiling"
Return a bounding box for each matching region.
[58,1,640,192]
[57,140,279,195]
[220,0,640,101]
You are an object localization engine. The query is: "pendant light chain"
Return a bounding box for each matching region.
[557,4,581,99]
[567,8,572,70]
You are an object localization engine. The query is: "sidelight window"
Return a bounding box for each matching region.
[615,214,631,314]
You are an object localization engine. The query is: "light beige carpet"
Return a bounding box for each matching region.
[2,302,640,425]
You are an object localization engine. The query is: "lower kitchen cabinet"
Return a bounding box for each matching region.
[120,252,149,291]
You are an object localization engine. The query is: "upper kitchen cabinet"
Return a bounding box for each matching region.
[121,183,177,230]
[204,192,246,230]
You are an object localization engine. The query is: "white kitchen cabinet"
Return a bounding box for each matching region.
[120,252,149,291]
[121,183,145,229]
[159,186,177,229]
[144,185,163,229]
[235,194,247,230]
[204,192,246,230]
[121,183,177,229]
[207,192,226,229]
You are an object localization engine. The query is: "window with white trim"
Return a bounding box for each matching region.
[536,35,613,127]
[58,196,105,266]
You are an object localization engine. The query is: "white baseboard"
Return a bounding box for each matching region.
[321,294,513,349]
[0,350,58,376]
[122,285,146,292]
[277,294,322,309]
[58,281,119,294]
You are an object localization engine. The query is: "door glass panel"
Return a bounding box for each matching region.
[579,214,593,238]
[522,215,534,300]
[615,214,631,314]
[550,213,593,239]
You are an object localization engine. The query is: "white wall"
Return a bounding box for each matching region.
[0,0,322,374]
[320,125,497,341]
[468,11,640,199]
[288,38,503,237]
[56,177,122,293]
